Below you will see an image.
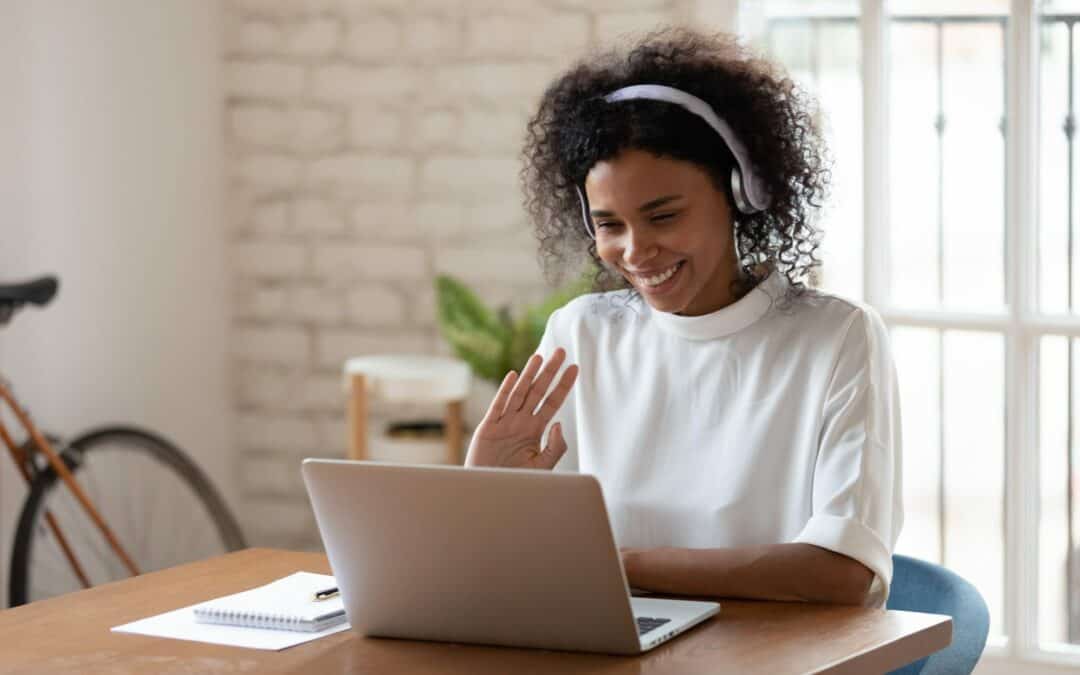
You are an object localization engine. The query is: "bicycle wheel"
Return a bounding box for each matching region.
[9,426,246,607]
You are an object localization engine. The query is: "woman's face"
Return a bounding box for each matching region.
[585,148,741,316]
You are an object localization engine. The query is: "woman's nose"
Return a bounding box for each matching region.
[622,227,657,267]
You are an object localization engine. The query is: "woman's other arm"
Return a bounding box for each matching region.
[621,543,874,606]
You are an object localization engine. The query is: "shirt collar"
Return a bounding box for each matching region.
[648,271,785,340]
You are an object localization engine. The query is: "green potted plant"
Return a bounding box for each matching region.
[435,270,595,385]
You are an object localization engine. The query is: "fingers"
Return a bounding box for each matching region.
[502,351,545,415]
[537,422,567,470]
[536,363,579,423]
[521,348,567,415]
[479,369,519,427]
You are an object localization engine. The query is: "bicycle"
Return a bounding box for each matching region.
[0,276,246,607]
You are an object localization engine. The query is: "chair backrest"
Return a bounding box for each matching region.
[885,554,990,675]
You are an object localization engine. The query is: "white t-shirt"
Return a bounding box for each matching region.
[536,271,903,607]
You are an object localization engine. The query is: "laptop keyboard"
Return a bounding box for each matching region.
[636,616,672,635]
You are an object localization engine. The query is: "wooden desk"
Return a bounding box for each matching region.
[0,548,951,674]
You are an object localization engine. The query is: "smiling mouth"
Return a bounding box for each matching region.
[631,261,684,287]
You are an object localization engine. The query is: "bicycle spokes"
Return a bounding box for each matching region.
[0,381,140,586]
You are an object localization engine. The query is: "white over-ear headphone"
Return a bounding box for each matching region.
[576,84,771,239]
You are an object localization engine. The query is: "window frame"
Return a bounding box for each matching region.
[856,0,1078,667]
[752,0,1080,667]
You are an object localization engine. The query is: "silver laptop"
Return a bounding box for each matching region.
[301,459,719,655]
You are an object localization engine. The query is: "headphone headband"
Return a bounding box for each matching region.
[576,83,771,239]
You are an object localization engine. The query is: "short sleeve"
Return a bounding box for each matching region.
[534,307,579,473]
[792,308,904,607]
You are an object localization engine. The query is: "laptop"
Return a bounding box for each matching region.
[301,459,720,655]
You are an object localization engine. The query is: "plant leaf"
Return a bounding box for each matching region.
[521,271,595,353]
[435,275,512,383]
[501,271,596,373]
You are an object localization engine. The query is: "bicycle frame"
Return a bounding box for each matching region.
[0,375,140,591]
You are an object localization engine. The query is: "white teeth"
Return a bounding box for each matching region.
[638,262,680,287]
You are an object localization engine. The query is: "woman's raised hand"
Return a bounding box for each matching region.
[464,347,579,470]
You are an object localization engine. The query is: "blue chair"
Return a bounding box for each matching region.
[886,554,990,675]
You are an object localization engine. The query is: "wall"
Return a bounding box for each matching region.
[0,0,230,605]
[0,0,33,610]
[224,0,736,549]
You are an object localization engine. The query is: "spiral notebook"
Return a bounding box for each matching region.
[192,571,346,633]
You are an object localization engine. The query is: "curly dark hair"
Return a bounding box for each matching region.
[521,26,829,298]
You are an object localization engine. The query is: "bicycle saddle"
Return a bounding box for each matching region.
[0,276,59,306]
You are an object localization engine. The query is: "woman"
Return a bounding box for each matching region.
[465,27,902,608]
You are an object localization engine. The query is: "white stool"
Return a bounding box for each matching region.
[343,355,471,465]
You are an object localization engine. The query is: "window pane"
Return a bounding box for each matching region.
[1044,0,1080,15]
[1040,336,1069,645]
[1039,14,1080,315]
[891,0,1009,15]
[747,2,863,299]
[752,0,856,16]
[893,326,942,562]
[889,22,941,307]
[893,327,1004,638]
[889,11,1008,311]
[942,330,1005,639]
[1039,336,1080,646]
[1039,0,1080,651]
[1039,19,1072,313]
[815,23,863,299]
[941,22,1005,309]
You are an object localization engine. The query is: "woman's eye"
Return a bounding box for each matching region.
[651,212,678,223]
[594,221,618,230]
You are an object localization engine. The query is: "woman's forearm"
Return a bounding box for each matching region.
[620,543,875,606]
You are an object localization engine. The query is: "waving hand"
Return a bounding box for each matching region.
[464,347,579,470]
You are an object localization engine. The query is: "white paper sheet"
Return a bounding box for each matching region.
[111,576,353,651]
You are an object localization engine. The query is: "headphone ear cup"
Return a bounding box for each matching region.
[575,185,596,239]
[730,167,757,215]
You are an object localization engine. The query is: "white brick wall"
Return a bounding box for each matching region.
[310,65,420,100]
[465,13,589,58]
[232,153,303,192]
[312,243,427,281]
[419,157,519,197]
[246,200,290,236]
[294,197,347,235]
[306,154,414,195]
[234,325,310,366]
[227,61,305,99]
[235,241,307,278]
[223,0,712,549]
[344,18,403,60]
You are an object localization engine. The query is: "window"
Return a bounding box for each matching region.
[1040,0,1080,650]
[745,0,1080,668]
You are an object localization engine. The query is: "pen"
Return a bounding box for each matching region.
[313,586,339,601]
